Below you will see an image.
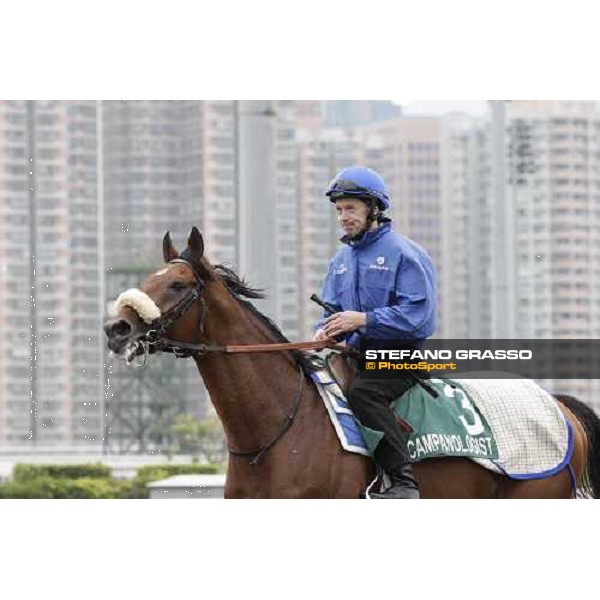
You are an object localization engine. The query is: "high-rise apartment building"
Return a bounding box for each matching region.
[102,100,209,451]
[200,100,237,266]
[235,100,301,337]
[296,127,364,337]
[437,101,600,408]
[505,101,600,407]
[439,101,600,345]
[440,113,491,339]
[504,101,600,339]
[102,100,204,267]
[0,100,103,446]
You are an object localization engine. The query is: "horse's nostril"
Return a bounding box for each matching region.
[105,319,132,339]
[114,320,132,337]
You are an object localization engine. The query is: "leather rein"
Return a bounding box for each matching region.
[138,258,353,464]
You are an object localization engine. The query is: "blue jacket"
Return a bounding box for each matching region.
[315,221,438,347]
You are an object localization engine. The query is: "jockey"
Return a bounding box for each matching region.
[313,165,438,499]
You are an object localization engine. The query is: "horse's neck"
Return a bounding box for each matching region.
[193,284,308,453]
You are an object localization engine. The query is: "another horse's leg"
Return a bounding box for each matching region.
[414,458,501,498]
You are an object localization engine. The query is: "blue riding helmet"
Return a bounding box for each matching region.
[326,165,391,211]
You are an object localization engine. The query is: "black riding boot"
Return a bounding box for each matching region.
[369,438,420,499]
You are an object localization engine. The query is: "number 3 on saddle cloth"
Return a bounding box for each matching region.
[309,356,574,483]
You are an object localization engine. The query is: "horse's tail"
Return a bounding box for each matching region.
[555,394,600,498]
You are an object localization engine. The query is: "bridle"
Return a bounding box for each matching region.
[143,258,207,358]
[131,257,352,465]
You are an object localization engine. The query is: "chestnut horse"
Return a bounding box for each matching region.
[104,227,600,498]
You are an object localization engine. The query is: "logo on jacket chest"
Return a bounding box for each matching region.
[334,263,348,275]
[369,256,390,271]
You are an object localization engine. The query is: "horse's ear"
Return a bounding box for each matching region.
[187,226,205,262]
[162,231,179,262]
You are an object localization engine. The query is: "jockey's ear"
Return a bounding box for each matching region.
[162,231,179,263]
[187,226,205,262]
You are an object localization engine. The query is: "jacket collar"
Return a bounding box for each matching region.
[341,220,392,249]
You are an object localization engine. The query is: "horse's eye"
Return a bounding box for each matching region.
[170,281,187,291]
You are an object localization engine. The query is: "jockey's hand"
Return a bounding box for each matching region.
[313,328,330,342]
[324,311,366,338]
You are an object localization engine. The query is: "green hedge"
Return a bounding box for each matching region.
[13,463,111,483]
[135,463,220,481]
[0,462,224,499]
[0,476,135,499]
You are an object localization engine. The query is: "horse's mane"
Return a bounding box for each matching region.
[213,264,289,344]
[212,263,311,372]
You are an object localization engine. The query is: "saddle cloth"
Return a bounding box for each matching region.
[309,368,573,479]
[452,377,572,478]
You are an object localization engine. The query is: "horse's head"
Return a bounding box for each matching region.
[104,226,210,364]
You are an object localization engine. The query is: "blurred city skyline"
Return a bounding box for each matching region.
[395,100,488,115]
[2,99,600,455]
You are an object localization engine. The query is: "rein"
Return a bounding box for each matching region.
[136,258,354,464]
[150,336,352,356]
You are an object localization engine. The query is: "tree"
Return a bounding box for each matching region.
[171,414,227,464]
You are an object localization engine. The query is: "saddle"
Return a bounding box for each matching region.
[324,352,438,399]
[325,352,358,395]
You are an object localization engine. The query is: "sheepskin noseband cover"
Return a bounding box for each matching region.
[114,288,161,324]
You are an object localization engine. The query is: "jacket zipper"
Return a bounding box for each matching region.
[352,246,363,311]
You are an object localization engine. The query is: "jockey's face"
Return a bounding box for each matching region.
[335,198,377,238]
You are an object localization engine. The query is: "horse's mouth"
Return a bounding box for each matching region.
[122,339,145,363]
[109,335,156,365]
[107,336,133,356]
